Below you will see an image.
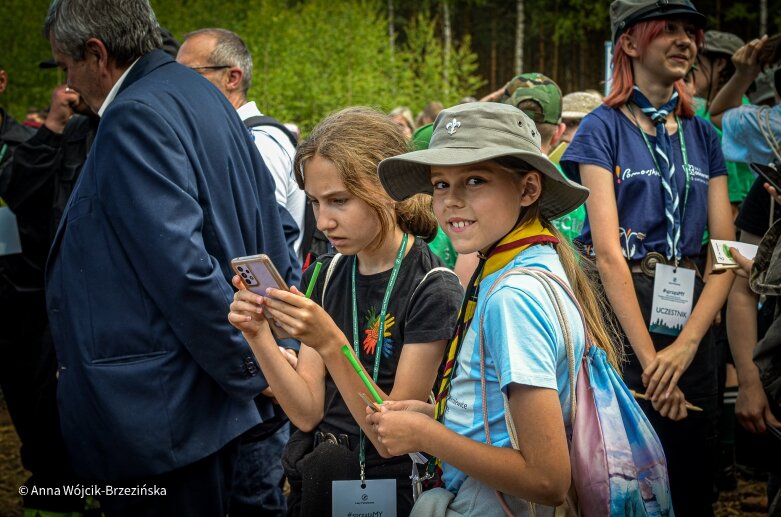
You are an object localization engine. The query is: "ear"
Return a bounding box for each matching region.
[549,122,566,149]
[225,67,243,93]
[619,33,641,58]
[711,56,728,75]
[0,70,7,95]
[519,171,543,208]
[84,38,110,68]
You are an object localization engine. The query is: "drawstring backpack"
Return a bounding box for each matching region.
[478,267,673,517]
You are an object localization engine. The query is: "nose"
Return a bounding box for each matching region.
[315,206,335,233]
[442,185,465,209]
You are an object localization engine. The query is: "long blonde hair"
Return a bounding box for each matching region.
[294,107,438,249]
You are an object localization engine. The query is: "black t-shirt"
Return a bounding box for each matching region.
[301,238,463,459]
[736,175,781,237]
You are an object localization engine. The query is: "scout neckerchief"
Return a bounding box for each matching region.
[426,219,558,479]
[630,86,691,264]
[352,232,408,484]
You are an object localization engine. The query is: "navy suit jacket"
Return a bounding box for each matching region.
[46,50,294,480]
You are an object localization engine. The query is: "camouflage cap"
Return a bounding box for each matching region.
[500,72,562,125]
[703,30,744,57]
[610,0,705,43]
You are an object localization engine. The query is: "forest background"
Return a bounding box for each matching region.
[1,0,780,135]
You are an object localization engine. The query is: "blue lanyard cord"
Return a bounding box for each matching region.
[351,232,408,480]
[627,105,692,245]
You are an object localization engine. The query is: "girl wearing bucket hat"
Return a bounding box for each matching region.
[368,101,622,515]
[229,107,463,516]
[561,0,735,513]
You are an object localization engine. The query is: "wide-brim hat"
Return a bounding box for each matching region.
[378,102,589,221]
[610,0,706,43]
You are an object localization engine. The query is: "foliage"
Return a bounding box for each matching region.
[0,0,485,135]
[0,0,61,122]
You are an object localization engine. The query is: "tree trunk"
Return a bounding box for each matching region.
[538,23,545,71]
[760,0,767,35]
[388,0,394,58]
[442,0,452,96]
[491,14,498,91]
[515,0,524,75]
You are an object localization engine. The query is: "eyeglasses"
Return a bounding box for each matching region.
[189,65,231,73]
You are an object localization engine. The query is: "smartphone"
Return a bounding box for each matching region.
[768,424,781,441]
[231,254,288,296]
[758,34,781,67]
[750,162,781,193]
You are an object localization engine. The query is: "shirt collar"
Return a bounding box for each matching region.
[98,58,140,117]
[236,100,262,121]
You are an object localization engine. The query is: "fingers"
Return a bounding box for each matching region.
[729,247,753,277]
[766,408,781,429]
[232,274,246,290]
[763,183,781,205]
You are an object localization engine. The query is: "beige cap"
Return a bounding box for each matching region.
[561,91,603,120]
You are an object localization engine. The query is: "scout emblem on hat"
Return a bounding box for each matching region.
[446,118,461,135]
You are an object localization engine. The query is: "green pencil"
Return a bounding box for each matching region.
[341,345,383,404]
[304,261,323,299]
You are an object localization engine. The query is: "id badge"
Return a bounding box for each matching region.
[649,264,695,336]
[332,479,396,517]
[0,207,22,256]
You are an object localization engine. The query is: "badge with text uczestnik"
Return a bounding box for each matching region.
[332,479,396,517]
[649,264,695,336]
[0,207,22,256]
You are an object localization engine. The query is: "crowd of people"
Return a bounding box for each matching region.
[0,0,780,516]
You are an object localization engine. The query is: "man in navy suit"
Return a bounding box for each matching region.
[43,0,294,514]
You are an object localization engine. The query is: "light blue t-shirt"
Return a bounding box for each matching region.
[722,104,781,166]
[441,245,585,493]
[561,105,727,260]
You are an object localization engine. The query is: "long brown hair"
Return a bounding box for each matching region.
[294,107,438,250]
[495,159,623,370]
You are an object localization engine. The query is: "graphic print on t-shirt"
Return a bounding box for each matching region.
[362,308,396,358]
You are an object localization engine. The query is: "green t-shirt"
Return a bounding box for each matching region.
[550,161,586,244]
[695,96,755,204]
[427,226,457,269]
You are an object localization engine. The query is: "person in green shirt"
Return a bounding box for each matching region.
[691,30,756,210]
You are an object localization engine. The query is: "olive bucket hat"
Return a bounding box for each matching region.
[610,0,706,43]
[377,102,589,221]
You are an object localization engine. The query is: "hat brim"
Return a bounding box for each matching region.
[379,147,589,221]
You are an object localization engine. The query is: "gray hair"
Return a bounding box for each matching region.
[44,0,162,67]
[183,28,253,97]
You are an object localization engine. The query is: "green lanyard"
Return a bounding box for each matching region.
[351,232,408,483]
[627,105,692,226]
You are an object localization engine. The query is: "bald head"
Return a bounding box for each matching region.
[177,29,252,109]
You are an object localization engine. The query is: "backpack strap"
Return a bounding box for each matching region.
[410,266,457,301]
[477,267,589,444]
[243,115,298,148]
[321,253,343,302]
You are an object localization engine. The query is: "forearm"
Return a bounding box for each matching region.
[596,254,656,367]
[420,419,568,505]
[245,325,324,430]
[726,278,761,384]
[709,73,754,128]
